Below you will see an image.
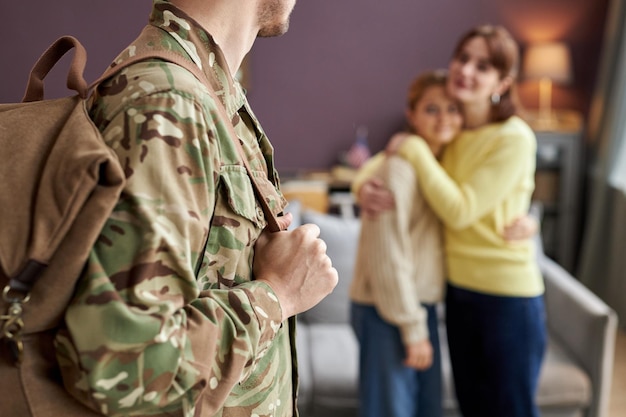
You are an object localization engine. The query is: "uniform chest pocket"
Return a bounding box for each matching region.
[218,165,287,230]
[219,165,263,228]
[204,166,286,287]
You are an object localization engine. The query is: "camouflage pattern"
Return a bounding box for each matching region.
[54,1,296,416]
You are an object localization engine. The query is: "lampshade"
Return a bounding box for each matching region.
[523,41,573,84]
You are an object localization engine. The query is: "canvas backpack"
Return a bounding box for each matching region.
[0,35,130,417]
[0,30,282,417]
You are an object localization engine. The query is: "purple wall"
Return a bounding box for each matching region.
[2,0,608,172]
[2,2,148,100]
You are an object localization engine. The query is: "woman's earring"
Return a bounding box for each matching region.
[490,93,501,105]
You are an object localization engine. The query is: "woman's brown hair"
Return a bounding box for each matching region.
[452,24,522,122]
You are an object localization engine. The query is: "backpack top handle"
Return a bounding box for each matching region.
[22,36,89,103]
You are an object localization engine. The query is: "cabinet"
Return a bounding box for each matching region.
[533,130,583,273]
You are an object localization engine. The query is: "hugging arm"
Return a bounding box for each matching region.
[396,132,534,229]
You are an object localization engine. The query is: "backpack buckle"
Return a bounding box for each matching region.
[1,286,28,365]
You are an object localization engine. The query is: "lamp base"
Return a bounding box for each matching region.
[532,115,559,131]
[524,109,582,132]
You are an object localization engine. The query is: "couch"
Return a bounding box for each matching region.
[289,205,618,417]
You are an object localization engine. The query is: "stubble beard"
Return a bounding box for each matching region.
[257,0,292,37]
[258,21,289,37]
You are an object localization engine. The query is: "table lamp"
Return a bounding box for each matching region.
[523,41,573,130]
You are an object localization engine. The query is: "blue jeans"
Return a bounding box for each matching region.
[445,283,547,417]
[350,303,442,417]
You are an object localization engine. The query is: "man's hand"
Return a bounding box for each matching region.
[253,224,338,322]
[357,177,395,219]
[404,339,433,370]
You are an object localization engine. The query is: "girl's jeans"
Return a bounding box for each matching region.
[351,302,442,417]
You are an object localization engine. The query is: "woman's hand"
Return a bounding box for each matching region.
[385,132,412,155]
[503,214,539,241]
[356,177,395,219]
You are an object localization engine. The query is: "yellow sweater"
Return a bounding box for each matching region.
[354,117,543,297]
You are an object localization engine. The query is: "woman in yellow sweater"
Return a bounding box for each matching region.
[353,25,545,417]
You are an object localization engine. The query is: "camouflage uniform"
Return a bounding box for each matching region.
[55,1,296,416]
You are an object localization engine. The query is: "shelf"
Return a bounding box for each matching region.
[532,129,583,273]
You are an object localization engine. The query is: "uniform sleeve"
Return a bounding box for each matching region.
[55,88,282,416]
[396,128,534,229]
[362,158,429,345]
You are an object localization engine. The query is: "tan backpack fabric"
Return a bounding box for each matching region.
[0,36,126,417]
[0,32,282,416]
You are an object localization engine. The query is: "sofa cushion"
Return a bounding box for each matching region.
[536,337,592,408]
[300,210,361,325]
[308,323,359,408]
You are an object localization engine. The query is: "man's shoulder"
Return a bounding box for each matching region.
[92,59,219,130]
[104,60,207,100]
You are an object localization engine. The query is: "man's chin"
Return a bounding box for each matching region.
[258,22,289,38]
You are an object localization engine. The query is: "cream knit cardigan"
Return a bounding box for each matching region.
[350,155,445,345]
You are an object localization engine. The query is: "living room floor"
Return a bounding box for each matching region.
[609,327,626,417]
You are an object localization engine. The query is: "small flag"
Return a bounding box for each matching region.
[345,126,371,169]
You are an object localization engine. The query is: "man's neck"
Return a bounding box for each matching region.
[170,0,257,77]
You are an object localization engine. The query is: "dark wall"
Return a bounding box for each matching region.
[2,2,149,99]
[2,0,609,173]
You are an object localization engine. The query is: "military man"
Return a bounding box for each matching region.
[55,0,338,416]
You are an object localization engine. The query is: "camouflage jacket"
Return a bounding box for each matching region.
[55,2,295,416]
